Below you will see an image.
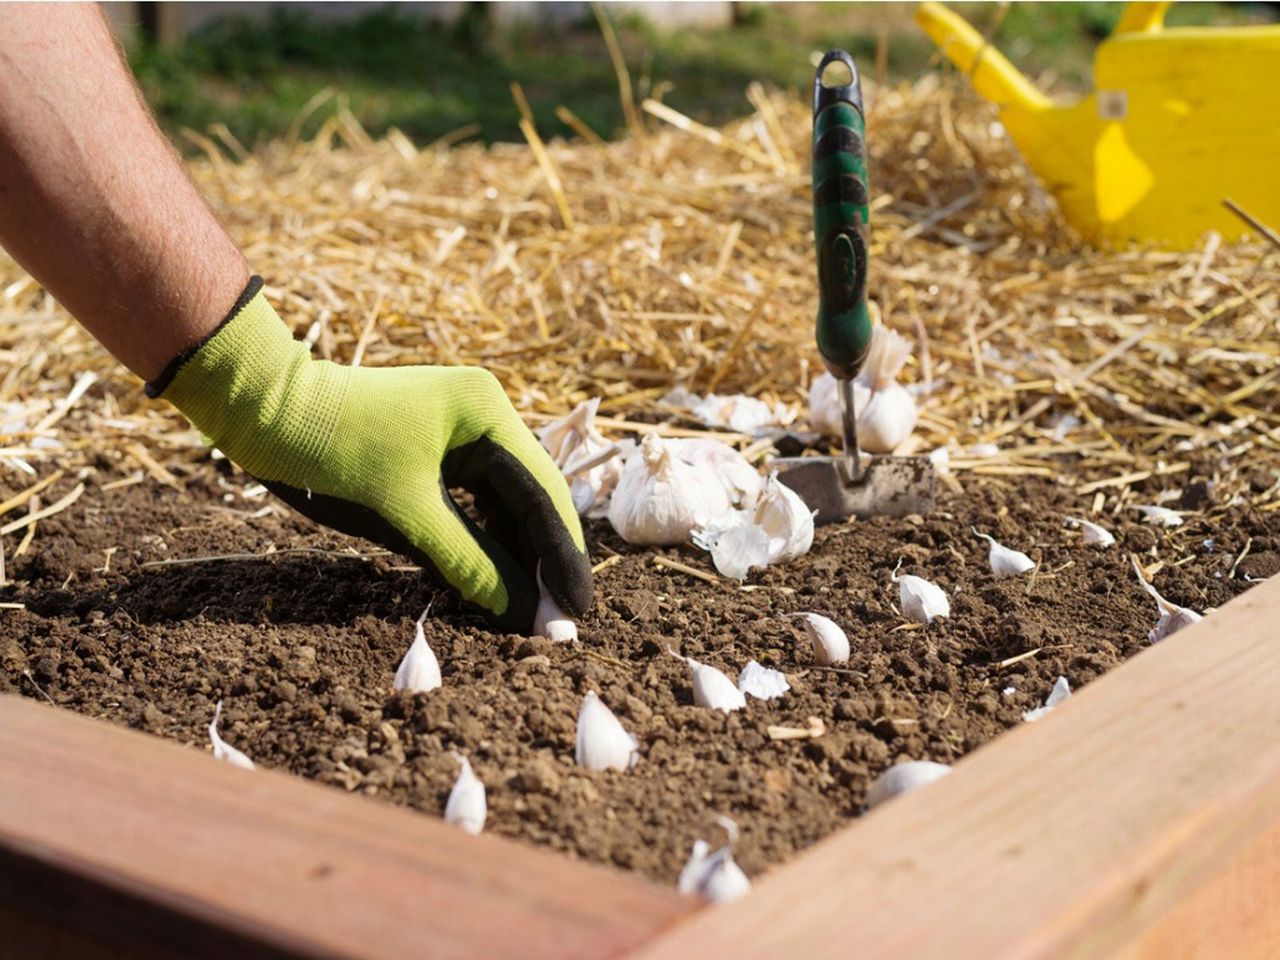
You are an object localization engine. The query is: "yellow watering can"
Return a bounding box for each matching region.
[915,1,1280,249]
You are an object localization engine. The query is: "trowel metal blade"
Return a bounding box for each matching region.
[775,455,936,524]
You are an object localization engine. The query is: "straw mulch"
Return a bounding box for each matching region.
[2,75,1279,535]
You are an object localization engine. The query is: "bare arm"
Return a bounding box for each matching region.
[0,2,247,381]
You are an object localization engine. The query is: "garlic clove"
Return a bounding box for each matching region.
[209,700,254,770]
[737,660,789,700]
[394,608,442,693]
[973,528,1036,578]
[1065,516,1116,547]
[670,650,746,712]
[533,564,578,642]
[754,473,815,564]
[865,760,951,809]
[1132,504,1184,527]
[891,559,950,623]
[677,816,751,903]
[785,612,850,666]
[575,691,639,771]
[1132,557,1203,642]
[1022,676,1071,722]
[444,752,487,836]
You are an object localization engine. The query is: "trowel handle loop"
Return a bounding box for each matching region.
[812,49,873,379]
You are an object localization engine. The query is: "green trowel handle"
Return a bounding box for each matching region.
[812,50,872,380]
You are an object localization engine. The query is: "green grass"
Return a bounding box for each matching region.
[128,2,1270,150]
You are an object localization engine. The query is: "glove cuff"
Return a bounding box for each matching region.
[150,276,348,484]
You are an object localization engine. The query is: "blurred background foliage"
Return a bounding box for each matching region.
[127,2,1273,149]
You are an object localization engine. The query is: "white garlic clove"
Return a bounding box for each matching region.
[785,612,850,666]
[693,512,771,581]
[754,473,815,564]
[394,608,443,693]
[865,760,951,809]
[575,691,639,771]
[1132,504,1184,527]
[608,434,731,546]
[1065,516,1116,547]
[737,660,789,700]
[209,700,254,770]
[974,529,1036,577]
[1022,676,1071,722]
[670,650,746,713]
[858,382,918,454]
[444,753,487,835]
[675,438,764,509]
[677,817,752,903]
[891,560,950,623]
[1132,557,1203,642]
[533,565,578,642]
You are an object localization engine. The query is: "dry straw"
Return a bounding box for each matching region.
[1,72,1278,551]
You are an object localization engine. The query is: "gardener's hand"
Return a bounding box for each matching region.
[150,277,592,632]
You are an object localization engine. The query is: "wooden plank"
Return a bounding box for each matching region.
[0,696,695,960]
[637,575,1280,959]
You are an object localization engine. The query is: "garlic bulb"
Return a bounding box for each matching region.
[754,473,815,563]
[865,760,951,809]
[891,559,950,624]
[209,700,254,770]
[444,753,487,836]
[1132,557,1203,642]
[608,434,730,545]
[857,324,918,454]
[537,398,623,518]
[1065,516,1115,547]
[692,514,771,581]
[1022,676,1071,722]
[677,817,751,903]
[737,660,789,700]
[786,612,850,666]
[675,438,764,509]
[1132,504,1184,527]
[974,529,1035,578]
[533,564,577,643]
[394,608,442,693]
[670,650,746,712]
[808,371,869,439]
[575,691,639,771]
[664,386,793,434]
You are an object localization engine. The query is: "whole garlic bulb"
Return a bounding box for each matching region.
[808,372,869,439]
[786,612,850,666]
[891,560,950,623]
[865,760,951,808]
[754,473,814,564]
[974,529,1035,578]
[856,323,918,454]
[444,753,487,836]
[575,691,639,771]
[608,434,730,545]
[394,609,442,693]
[670,650,746,713]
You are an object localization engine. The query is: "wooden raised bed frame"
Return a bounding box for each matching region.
[4,574,1280,959]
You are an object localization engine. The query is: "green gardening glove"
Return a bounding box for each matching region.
[148,276,593,632]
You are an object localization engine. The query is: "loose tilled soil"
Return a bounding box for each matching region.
[3,463,1274,884]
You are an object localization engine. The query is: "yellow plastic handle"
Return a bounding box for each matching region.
[914,2,1052,112]
[1113,2,1170,34]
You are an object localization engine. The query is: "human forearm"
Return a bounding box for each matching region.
[0,3,247,380]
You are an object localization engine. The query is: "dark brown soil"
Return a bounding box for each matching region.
[2,460,1273,885]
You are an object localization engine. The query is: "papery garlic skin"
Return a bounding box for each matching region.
[693,514,771,581]
[865,760,951,809]
[665,387,794,435]
[209,700,254,770]
[444,753,487,836]
[1023,676,1071,722]
[1133,504,1184,527]
[808,372,869,439]
[670,650,746,713]
[533,565,578,642]
[394,610,442,693]
[538,398,623,518]
[737,660,789,700]
[609,434,730,546]
[675,438,764,509]
[787,612,850,666]
[891,561,950,623]
[754,473,815,564]
[1065,516,1115,547]
[575,691,639,772]
[974,530,1036,578]
[1133,558,1203,642]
